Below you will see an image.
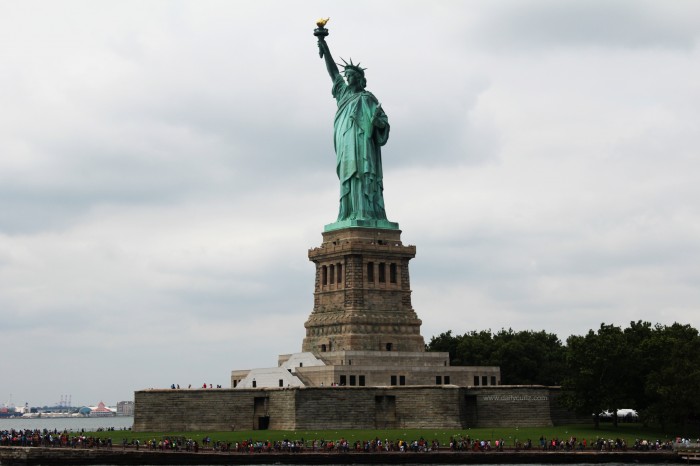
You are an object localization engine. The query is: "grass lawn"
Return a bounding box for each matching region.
[87,423,690,446]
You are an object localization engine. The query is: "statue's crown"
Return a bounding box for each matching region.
[338,57,367,75]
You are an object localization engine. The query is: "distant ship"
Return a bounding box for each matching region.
[0,406,21,418]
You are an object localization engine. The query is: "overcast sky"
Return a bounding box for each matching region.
[1,0,699,408]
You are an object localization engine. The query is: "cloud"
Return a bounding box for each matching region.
[469,0,700,51]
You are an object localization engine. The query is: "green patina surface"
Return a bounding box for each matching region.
[324,218,399,232]
[316,23,398,229]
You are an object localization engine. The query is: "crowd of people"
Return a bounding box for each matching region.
[1,428,692,456]
[115,436,440,453]
[1,429,113,448]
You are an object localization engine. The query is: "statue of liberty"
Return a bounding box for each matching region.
[315,20,397,231]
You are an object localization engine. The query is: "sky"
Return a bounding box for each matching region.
[1,0,699,408]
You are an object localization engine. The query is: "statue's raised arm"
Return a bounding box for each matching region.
[313,19,396,230]
[318,39,340,81]
[314,19,340,81]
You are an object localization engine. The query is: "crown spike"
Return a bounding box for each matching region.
[338,57,368,75]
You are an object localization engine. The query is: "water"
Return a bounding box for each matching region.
[0,415,132,432]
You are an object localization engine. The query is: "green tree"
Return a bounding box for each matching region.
[427,328,567,385]
[562,323,628,429]
[644,323,700,432]
[491,329,566,386]
[426,330,460,364]
[455,330,496,366]
[622,321,656,416]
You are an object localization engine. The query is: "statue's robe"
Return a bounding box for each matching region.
[332,74,390,221]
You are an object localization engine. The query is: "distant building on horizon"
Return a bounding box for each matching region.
[116,400,134,416]
[89,401,115,417]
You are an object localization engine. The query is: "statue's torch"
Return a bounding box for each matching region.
[314,17,330,58]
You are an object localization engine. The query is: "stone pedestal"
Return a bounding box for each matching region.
[302,227,425,353]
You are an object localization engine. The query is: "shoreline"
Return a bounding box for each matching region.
[0,446,683,465]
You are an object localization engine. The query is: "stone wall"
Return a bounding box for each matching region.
[295,363,500,388]
[294,387,378,430]
[133,389,296,432]
[134,385,583,432]
[465,386,555,427]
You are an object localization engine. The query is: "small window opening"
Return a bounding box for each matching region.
[390,263,397,283]
[378,263,386,283]
[329,264,335,284]
[322,266,328,285]
[367,262,374,282]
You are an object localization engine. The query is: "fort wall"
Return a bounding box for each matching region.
[134,385,586,432]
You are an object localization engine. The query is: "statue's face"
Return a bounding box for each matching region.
[345,70,362,89]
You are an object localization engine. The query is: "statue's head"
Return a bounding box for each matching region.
[339,58,367,90]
